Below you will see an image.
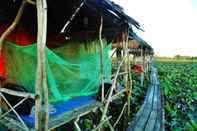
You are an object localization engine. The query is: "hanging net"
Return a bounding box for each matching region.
[2,39,111,103]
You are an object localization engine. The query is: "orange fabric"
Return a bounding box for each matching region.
[0,54,6,80]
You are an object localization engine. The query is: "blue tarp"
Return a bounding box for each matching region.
[21,96,96,127]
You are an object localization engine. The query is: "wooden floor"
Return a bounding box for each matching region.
[127,67,163,131]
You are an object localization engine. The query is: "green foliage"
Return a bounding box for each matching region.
[156,61,197,130]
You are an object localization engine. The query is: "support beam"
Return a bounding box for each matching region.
[35,0,48,130]
[140,47,144,86]
[99,16,105,102]
[0,88,35,99]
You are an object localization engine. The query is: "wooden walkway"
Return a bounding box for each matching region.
[127,67,163,131]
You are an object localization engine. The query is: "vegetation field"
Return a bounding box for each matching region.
[156,61,197,130]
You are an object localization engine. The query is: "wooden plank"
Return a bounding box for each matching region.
[127,67,163,131]
[133,85,155,131]
[128,84,155,131]
[144,84,158,131]
[154,85,162,131]
[127,85,152,130]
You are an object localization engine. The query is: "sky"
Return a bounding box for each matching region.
[112,0,197,57]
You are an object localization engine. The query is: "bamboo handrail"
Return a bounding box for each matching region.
[0,88,35,99]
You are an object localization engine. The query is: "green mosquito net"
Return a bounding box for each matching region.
[2,40,111,103]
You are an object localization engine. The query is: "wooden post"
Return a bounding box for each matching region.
[140,47,144,86]
[122,32,128,95]
[133,53,137,65]
[122,30,131,130]
[124,29,132,117]
[35,0,48,130]
[99,16,105,102]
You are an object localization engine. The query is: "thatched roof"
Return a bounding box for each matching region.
[0,0,141,42]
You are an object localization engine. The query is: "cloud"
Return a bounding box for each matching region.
[113,0,197,56]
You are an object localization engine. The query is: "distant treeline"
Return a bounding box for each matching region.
[155,55,197,61]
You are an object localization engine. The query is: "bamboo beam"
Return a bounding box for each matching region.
[61,1,85,33]
[125,29,132,117]
[26,0,36,5]
[110,48,117,58]
[0,0,26,52]
[99,16,105,102]
[0,88,35,99]
[35,0,48,130]
[0,97,29,119]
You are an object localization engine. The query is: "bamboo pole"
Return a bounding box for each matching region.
[35,0,48,130]
[110,48,117,58]
[122,30,131,116]
[113,102,127,128]
[26,0,36,5]
[140,47,144,86]
[125,29,132,117]
[0,0,26,53]
[93,116,112,131]
[99,16,105,102]
[0,0,26,118]
[0,88,35,99]
[61,1,85,33]
[100,55,127,121]
[0,97,29,119]
[0,93,29,131]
